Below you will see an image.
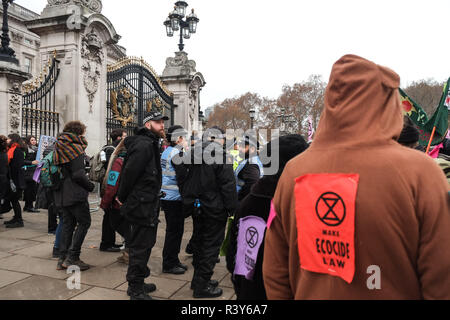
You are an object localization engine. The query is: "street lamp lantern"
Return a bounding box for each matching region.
[164,18,174,37]
[164,1,199,52]
[187,9,199,34]
[249,109,256,129]
[182,27,191,39]
[249,109,256,120]
[175,1,188,17]
[169,7,181,31]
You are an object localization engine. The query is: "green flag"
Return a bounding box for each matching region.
[424,78,450,146]
[399,88,429,127]
[400,79,450,146]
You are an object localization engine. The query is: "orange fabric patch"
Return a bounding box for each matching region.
[295,174,359,284]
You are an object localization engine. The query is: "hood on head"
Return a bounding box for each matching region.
[312,54,404,149]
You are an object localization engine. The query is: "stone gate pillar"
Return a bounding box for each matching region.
[161,51,206,135]
[0,60,30,135]
[25,0,121,156]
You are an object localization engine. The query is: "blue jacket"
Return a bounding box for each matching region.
[235,156,264,194]
[161,146,182,201]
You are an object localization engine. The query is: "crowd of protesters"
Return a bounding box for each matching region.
[0,54,449,300]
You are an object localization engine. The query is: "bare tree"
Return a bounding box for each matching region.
[404,79,446,117]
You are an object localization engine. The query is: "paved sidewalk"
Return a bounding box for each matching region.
[0,201,236,300]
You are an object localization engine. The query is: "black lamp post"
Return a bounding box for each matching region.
[249,109,256,129]
[164,1,199,52]
[0,0,18,64]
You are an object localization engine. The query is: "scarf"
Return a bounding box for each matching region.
[7,144,19,164]
[53,132,88,165]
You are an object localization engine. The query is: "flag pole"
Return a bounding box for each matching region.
[425,126,437,154]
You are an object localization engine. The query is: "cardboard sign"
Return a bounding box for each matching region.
[295,174,359,284]
[234,216,267,280]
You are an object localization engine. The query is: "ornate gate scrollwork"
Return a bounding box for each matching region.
[106,57,174,139]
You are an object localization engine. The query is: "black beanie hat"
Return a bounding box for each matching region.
[398,117,419,146]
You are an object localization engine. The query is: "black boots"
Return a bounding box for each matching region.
[191,279,219,290]
[128,283,157,300]
[129,292,153,300]
[193,284,223,299]
[127,283,156,296]
[61,257,90,271]
[163,266,186,275]
[5,219,24,228]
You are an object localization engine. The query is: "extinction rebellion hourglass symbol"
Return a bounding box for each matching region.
[246,227,259,249]
[316,192,346,227]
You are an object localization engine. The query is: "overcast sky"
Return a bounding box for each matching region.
[16,0,450,110]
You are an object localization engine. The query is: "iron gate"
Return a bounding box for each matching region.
[106,57,174,139]
[21,55,60,138]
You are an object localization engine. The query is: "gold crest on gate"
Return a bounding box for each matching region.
[111,87,135,127]
[146,97,164,114]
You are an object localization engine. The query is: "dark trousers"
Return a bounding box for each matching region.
[47,190,59,233]
[109,208,130,245]
[8,190,23,221]
[161,200,185,270]
[100,209,116,249]
[23,180,37,209]
[191,212,227,289]
[59,201,91,261]
[102,208,130,247]
[127,223,158,294]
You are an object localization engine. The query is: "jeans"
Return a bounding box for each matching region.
[59,201,91,261]
[161,200,185,270]
[54,215,63,249]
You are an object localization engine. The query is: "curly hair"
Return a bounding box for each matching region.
[63,121,87,136]
[0,135,7,152]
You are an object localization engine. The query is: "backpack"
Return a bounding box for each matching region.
[39,151,63,189]
[89,146,115,183]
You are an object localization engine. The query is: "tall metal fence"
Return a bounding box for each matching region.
[21,55,60,139]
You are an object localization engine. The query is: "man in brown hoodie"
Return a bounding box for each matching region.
[263,55,450,300]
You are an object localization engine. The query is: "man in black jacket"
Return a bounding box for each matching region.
[174,127,237,298]
[117,111,168,301]
[53,121,95,272]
